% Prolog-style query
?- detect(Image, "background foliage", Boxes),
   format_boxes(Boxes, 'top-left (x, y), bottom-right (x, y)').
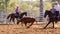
top-left (0, 0), bottom-right (60, 13)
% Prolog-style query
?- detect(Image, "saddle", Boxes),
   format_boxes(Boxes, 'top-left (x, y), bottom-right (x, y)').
top-left (15, 13), bottom-right (19, 17)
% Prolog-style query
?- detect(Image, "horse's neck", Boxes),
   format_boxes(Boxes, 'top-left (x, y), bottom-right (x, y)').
top-left (21, 14), bottom-right (24, 16)
top-left (49, 11), bottom-right (54, 14)
top-left (48, 11), bottom-right (54, 17)
top-left (20, 13), bottom-right (25, 17)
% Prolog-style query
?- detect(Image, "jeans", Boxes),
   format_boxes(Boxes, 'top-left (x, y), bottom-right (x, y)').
top-left (16, 12), bottom-right (19, 17)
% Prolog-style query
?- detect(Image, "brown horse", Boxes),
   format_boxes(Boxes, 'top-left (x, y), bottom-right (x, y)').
top-left (17, 17), bottom-right (36, 28)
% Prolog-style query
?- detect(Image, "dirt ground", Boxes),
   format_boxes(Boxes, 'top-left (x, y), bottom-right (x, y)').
top-left (0, 22), bottom-right (60, 34)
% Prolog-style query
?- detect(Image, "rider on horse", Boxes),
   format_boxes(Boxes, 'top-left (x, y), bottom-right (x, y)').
top-left (53, 1), bottom-right (60, 21)
top-left (51, 6), bottom-right (59, 23)
top-left (15, 6), bottom-right (20, 17)
top-left (44, 1), bottom-right (60, 29)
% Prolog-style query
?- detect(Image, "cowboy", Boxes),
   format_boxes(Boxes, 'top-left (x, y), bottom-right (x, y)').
top-left (53, 1), bottom-right (60, 14)
top-left (49, 2), bottom-right (59, 23)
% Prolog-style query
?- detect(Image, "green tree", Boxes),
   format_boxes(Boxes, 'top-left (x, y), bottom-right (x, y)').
top-left (32, 1), bottom-right (40, 7)
top-left (8, 2), bottom-right (19, 13)
top-left (0, 0), bottom-right (10, 12)
top-left (20, 3), bottom-right (32, 12)
top-left (52, 0), bottom-right (60, 2)
top-left (44, 2), bottom-right (52, 10)
top-left (5, 0), bottom-right (10, 12)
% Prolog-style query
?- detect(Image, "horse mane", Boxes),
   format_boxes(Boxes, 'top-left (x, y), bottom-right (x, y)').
top-left (20, 12), bottom-right (27, 16)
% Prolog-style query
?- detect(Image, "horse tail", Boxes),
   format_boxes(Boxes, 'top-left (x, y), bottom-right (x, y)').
top-left (7, 14), bottom-right (11, 19)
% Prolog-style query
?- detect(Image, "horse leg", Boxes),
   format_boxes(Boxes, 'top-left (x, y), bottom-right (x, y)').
top-left (55, 20), bottom-right (57, 23)
top-left (52, 21), bottom-right (54, 28)
top-left (55, 17), bottom-right (58, 23)
top-left (43, 21), bottom-right (51, 29)
top-left (8, 18), bottom-right (12, 24)
top-left (9, 18), bottom-right (12, 22)
top-left (12, 18), bottom-right (15, 24)
top-left (16, 18), bottom-right (19, 22)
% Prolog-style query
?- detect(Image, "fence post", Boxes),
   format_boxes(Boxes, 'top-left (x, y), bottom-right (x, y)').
top-left (39, 0), bottom-right (44, 22)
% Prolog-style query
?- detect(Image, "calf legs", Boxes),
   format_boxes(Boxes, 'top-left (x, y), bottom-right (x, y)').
top-left (17, 20), bottom-right (20, 24)
top-left (27, 22), bottom-right (34, 28)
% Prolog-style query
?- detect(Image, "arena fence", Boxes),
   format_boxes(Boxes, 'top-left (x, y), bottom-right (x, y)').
top-left (0, 11), bottom-right (48, 24)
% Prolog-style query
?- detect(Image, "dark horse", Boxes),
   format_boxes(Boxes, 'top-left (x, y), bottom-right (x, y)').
top-left (44, 10), bottom-right (59, 29)
top-left (17, 17), bottom-right (36, 28)
top-left (7, 12), bottom-right (27, 23)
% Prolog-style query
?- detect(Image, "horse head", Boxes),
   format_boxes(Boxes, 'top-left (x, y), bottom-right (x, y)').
top-left (44, 10), bottom-right (49, 18)
top-left (19, 12), bottom-right (27, 18)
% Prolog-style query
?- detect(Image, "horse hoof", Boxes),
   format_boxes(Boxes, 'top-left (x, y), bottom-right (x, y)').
top-left (17, 23), bottom-right (19, 25)
top-left (26, 27), bottom-right (30, 29)
top-left (55, 22), bottom-right (58, 23)
top-left (43, 28), bottom-right (46, 29)
top-left (21, 25), bottom-right (23, 26)
top-left (55, 22), bottom-right (57, 23)
top-left (43, 27), bottom-right (46, 29)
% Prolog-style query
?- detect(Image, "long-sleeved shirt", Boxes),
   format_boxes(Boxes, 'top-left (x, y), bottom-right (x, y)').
top-left (53, 4), bottom-right (60, 14)
top-left (15, 7), bottom-right (19, 13)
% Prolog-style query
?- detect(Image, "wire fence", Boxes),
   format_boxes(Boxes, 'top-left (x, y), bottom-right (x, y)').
top-left (0, 11), bottom-right (48, 24)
